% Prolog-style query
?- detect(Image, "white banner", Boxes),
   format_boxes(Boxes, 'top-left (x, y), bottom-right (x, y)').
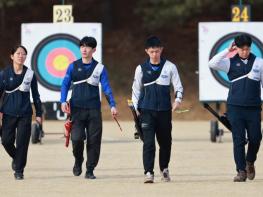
top-left (21, 23), bottom-right (102, 102)
top-left (199, 22), bottom-right (263, 102)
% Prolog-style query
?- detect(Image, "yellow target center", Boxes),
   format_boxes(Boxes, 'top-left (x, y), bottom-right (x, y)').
top-left (53, 55), bottom-right (69, 71)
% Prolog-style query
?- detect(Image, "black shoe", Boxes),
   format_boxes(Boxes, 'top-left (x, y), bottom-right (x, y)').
top-left (12, 160), bottom-right (16, 171)
top-left (246, 161), bottom-right (255, 180)
top-left (233, 170), bottom-right (247, 182)
top-left (73, 158), bottom-right (84, 176)
top-left (85, 171), bottom-right (96, 179)
top-left (14, 172), bottom-right (24, 180)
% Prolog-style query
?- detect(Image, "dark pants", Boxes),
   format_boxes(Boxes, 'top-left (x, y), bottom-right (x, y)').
top-left (1, 114), bottom-right (32, 174)
top-left (227, 105), bottom-right (262, 171)
top-left (140, 110), bottom-right (172, 174)
top-left (71, 107), bottom-right (102, 172)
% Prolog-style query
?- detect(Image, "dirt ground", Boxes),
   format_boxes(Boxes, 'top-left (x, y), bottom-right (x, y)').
top-left (1, 121), bottom-right (263, 197)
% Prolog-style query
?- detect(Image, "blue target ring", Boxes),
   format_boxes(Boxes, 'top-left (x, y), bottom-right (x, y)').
top-left (209, 32), bottom-right (263, 88)
top-left (32, 34), bottom-right (81, 91)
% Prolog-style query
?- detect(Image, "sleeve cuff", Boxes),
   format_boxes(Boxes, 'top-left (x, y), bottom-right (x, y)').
top-left (175, 98), bottom-right (182, 103)
top-left (175, 91), bottom-right (183, 102)
top-left (110, 103), bottom-right (116, 108)
top-left (36, 112), bottom-right (42, 117)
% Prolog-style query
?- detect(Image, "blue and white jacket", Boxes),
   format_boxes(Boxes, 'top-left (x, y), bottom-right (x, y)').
top-left (0, 65), bottom-right (42, 117)
top-left (132, 58), bottom-right (183, 111)
top-left (60, 58), bottom-right (116, 109)
top-left (209, 49), bottom-right (263, 107)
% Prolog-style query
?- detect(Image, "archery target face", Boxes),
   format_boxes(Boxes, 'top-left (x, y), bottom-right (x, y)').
top-left (22, 23), bottom-right (102, 102)
top-left (31, 34), bottom-right (80, 91)
top-left (199, 22), bottom-right (263, 102)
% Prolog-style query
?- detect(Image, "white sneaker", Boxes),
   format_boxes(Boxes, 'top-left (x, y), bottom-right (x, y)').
top-left (161, 168), bottom-right (171, 182)
top-left (144, 172), bottom-right (154, 183)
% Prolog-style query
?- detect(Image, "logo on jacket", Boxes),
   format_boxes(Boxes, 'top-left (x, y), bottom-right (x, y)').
top-left (253, 68), bottom-right (259, 73)
top-left (9, 77), bottom-right (13, 81)
top-left (147, 71), bottom-right (152, 75)
top-left (236, 63), bottom-right (241, 67)
top-left (78, 68), bottom-right (82, 72)
top-left (24, 81), bottom-right (30, 85)
top-left (93, 75), bottom-right (99, 79)
top-left (141, 122), bottom-right (149, 128)
top-left (161, 75), bottom-right (168, 78)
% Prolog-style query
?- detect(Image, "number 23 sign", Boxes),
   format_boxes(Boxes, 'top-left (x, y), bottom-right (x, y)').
top-left (53, 5), bottom-right (74, 23)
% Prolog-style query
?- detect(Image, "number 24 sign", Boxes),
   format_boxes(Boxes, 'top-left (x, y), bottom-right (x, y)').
top-left (53, 5), bottom-right (74, 23)
top-left (231, 4), bottom-right (251, 22)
